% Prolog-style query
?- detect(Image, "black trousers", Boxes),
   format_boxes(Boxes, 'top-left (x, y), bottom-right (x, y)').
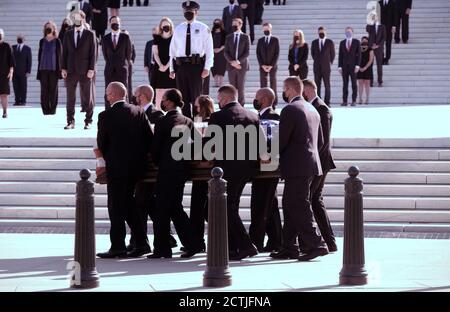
top-left (66, 73), bottom-right (94, 124)
top-left (189, 180), bottom-right (209, 246)
top-left (242, 6), bottom-right (255, 43)
top-left (310, 172), bottom-right (335, 247)
top-left (342, 68), bottom-right (358, 103)
top-left (12, 73), bottom-right (27, 104)
top-left (314, 68), bottom-right (331, 105)
top-left (282, 176), bottom-right (323, 252)
top-left (104, 70), bottom-right (128, 109)
top-left (128, 65), bottom-right (133, 102)
top-left (228, 68), bottom-right (247, 105)
top-left (225, 173), bottom-right (255, 252)
top-left (266, 194), bottom-right (282, 248)
top-left (153, 170), bottom-right (200, 253)
top-left (249, 178), bottom-right (281, 250)
top-left (130, 180), bottom-right (156, 246)
top-left (39, 70), bottom-right (59, 115)
top-left (202, 75), bottom-right (210, 96)
top-left (373, 47), bottom-right (384, 84)
top-left (107, 178), bottom-right (149, 251)
top-left (176, 62), bottom-right (203, 119)
top-left (384, 24), bottom-right (394, 61)
top-left (255, 0), bottom-right (264, 25)
top-left (260, 68), bottom-right (278, 104)
top-left (395, 12), bottom-right (409, 43)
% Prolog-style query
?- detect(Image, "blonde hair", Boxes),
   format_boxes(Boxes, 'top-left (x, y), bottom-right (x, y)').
top-left (158, 17), bottom-right (174, 36)
top-left (43, 20), bottom-right (58, 37)
top-left (290, 29), bottom-right (305, 48)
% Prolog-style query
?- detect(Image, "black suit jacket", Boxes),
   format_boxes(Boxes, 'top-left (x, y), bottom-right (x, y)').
top-left (379, 0), bottom-right (398, 27)
top-left (80, 1), bottom-right (94, 24)
top-left (396, 0), bottom-right (412, 12)
top-left (97, 101), bottom-right (153, 180)
top-left (288, 44), bottom-right (308, 67)
top-left (224, 32), bottom-right (250, 71)
top-left (338, 38), bottom-right (361, 71)
top-left (37, 38), bottom-right (62, 80)
top-left (144, 40), bottom-right (154, 69)
top-left (12, 44), bottom-right (32, 75)
top-left (260, 107), bottom-right (280, 121)
top-left (311, 97), bottom-right (336, 172)
top-left (367, 24), bottom-right (386, 48)
top-left (208, 102), bottom-right (261, 178)
top-left (256, 36), bottom-right (280, 67)
top-left (102, 32), bottom-right (132, 77)
top-left (279, 97), bottom-right (323, 179)
top-left (62, 28), bottom-right (97, 75)
top-left (222, 5), bottom-right (243, 34)
top-left (311, 38), bottom-right (335, 73)
top-left (151, 109), bottom-right (195, 173)
top-left (145, 104), bottom-right (164, 124)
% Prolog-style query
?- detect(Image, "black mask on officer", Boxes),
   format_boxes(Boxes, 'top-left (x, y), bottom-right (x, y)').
top-left (130, 95), bottom-right (138, 106)
top-left (111, 23), bottom-right (120, 31)
top-left (184, 11), bottom-right (194, 22)
top-left (253, 99), bottom-right (261, 111)
top-left (17, 37), bottom-right (24, 44)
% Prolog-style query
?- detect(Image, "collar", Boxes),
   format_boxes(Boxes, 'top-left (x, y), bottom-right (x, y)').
top-left (289, 96), bottom-right (302, 104)
top-left (310, 96), bottom-right (319, 106)
top-left (165, 109), bottom-right (179, 115)
top-left (143, 102), bottom-right (153, 112)
top-left (111, 100), bottom-right (124, 108)
top-left (234, 31), bottom-right (242, 35)
top-left (112, 31), bottom-right (120, 35)
top-left (259, 106), bottom-right (271, 117)
top-left (75, 26), bottom-right (85, 33)
top-left (265, 35), bottom-right (271, 40)
top-left (223, 101), bottom-right (238, 109)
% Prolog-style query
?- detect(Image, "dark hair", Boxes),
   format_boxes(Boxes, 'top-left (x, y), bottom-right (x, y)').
top-left (361, 36), bottom-right (369, 41)
top-left (302, 78), bottom-right (317, 90)
top-left (218, 84), bottom-right (238, 98)
top-left (164, 88), bottom-right (184, 108)
top-left (43, 20), bottom-right (58, 37)
top-left (196, 95), bottom-right (214, 119)
top-left (318, 26), bottom-right (326, 32)
top-left (232, 18), bottom-right (243, 25)
top-left (212, 19), bottom-right (225, 32)
top-left (109, 15), bottom-right (119, 23)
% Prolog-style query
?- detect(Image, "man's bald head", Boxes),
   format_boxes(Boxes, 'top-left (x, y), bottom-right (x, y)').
top-left (135, 84), bottom-right (154, 106)
top-left (255, 87), bottom-right (276, 110)
top-left (106, 82), bottom-right (127, 104)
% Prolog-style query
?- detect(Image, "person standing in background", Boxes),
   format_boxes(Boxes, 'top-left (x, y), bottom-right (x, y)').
top-left (12, 35), bottom-right (32, 106)
top-left (144, 27), bottom-right (158, 87)
top-left (255, 0), bottom-right (265, 25)
top-left (90, 0), bottom-right (109, 43)
top-left (37, 21), bottom-right (62, 115)
top-left (395, 0), bottom-right (412, 44)
top-left (108, 0), bottom-right (121, 17)
top-left (239, 0), bottom-right (256, 45)
top-left (0, 29), bottom-right (15, 119)
top-left (338, 27), bottom-right (361, 106)
top-left (122, 29), bottom-right (135, 99)
top-left (222, 0), bottom-right (243, 35)
top-left (58, 18), bottom-right (72, 45)
top-left (367, 15), bottom-right (386, 87)
top-left (288, 29), bottom-right (309, 81)
top-left (211, 19), bottom-right (227, 88)
top-left (357, 36), bottom-right (374, 104)
top-left (379, 0), bottom-right (397, 65)
top-left (78, 0), bottom-right (94, 25)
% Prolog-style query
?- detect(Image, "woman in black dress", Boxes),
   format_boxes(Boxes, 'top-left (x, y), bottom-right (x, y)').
top-left (91, 0), bottom-right (108, 42)
top-left (107, 0), bottom-right (120, 17)
top-left (357, 36), bottom-right (374, 104)
top-left (152, 17), bottom-right (176, 108)
top-left (211, 19), bottom-right (227, 87)
top-left (0, 29), bottom-right (15, 118)
top-left (37, 21), bottom-right (62, 115)
top-left (288, 29), bottom-right (309, 80)
top-left (58, 18), bottom-right (72, 45)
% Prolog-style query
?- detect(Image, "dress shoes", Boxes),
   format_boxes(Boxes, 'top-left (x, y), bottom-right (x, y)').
top-left (229, 245), bottom-right (258, 261)
top-left (169, 235), bottom-right (178, 248)
top-left (351, 101), bottom-right (356, 106)
top-left (326, 240), bottom-right (338, 253)
top-left (127, 245), bottom-right (152, 258)
top-left (96, 249), bottom-right (128, 259)
top-left (269, 248), bottom-right (299, 259)
top-left (298, 247), bottom-right (329, 261)
top-left (262, 245), bottom-right (280, 252)
top-left (64, 123), bottom-right (75, 130)
top-left (180, 247), bottom-right (205, 258)
top-left (378, 82), bottom-right (383, 87)
top-left (147, 250), bottom-right (172, 259)
top-left (341, 102), bottom-right (348, 106)
top-left (2, 112), bottom-right (7, 118)
top-left (84, 123), bottom-right (91, 130)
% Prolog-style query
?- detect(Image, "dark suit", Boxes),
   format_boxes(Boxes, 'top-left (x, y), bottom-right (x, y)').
top-left (144, 39), bottom-right (154, 84)
top-left (367, 23), bottom-right (386, 84)
top-left (62, 28), bottom-right (97, 124)
top-left (224, 32), bottom-right (250, 105)
top-left (395, 0), bottom-right (412, 43)
top-left (97, 101), bottom-right (152, 251)
top-left (250, 107), bottom-right (282, 251)
top-left (128, 42), bottom-right (136, 100)
top-left (151, 110), bottom-right (201, 254)
top-left (257, 36), bottom-right (280, 104)
top-left (102, 32), bottom-right (132, 108)
top-left (79, 1), bottom-right (94, 24)
top-left (309, 97), bottom-right (336, 249)
top-left (279, 97), bottom-right (324, 252)
top-left (12, 44), bottom-right (31, 105)
top-left (288, 44), bottom-right (309, 80)
top-left (379, 0), bottom-right (398, 61)
top-left (222, 4), bottom-right (243, 34)
top-left (311, 38), bottom-right (335, 105)
top-left (240, 0), bottom-right (256, 43)
top-left (255, 0), bottom-right (265, 25)
top-left (338, 38), bottom-right (361, 103)
top-left (208, 102), bottom-right (261, 253)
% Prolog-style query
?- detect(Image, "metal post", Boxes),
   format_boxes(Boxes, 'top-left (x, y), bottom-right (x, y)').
top-left (72, 169), bottom-right (100, 288)
top-left (339, 166), bottom-right (368, 285)
top-left (203, 167), bottom-right (232, 287)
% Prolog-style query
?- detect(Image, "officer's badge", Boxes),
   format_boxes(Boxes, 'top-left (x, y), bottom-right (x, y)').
top-left (195, 29), bottom-right (200, 34)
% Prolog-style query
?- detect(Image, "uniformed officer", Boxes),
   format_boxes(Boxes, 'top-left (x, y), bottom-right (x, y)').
top-left (169, 1), bottom-right (214, 119)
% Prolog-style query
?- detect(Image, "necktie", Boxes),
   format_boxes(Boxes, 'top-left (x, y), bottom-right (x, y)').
top-left (384, 0), bottom-right (388, 6)
top-left (234, 34), bottom-right (239, 60)
top-left (320, 39), bottom-right (324, 51)
top-left (113, 34), bottom-right (117, 49)
top-left (76, 31), bottom-right (81, 48)
top-left (266, 37), bottom-right (269, 45)
top-left (347, 39), bottom-right (351, 51)
top-left (229, 5), bottom-right (233, 15)
top-left (185, 23), bottom-right (191, 57)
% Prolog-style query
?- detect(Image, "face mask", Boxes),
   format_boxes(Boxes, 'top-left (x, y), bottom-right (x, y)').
top-left (162, 25), bottom-right (170, 33)
top-left (45, 28), bottom-right (52, 35)
top-left (74, 20), bottom-right (82, 28)
top-left (184, 11), bottom-right (194, 21)
top-left (232, 25), bottom-right (239, 32)
top-left (229, 0), bottom-right (235, 4)
top-left (345, 31), bottom-right (353, 39)
top-left (161, 100), bottom-right (168, 112)
top-left (294, 36), bottom-right (300, 41)
top-left (319, 32), bottom-right (325, 39)
top-left (362, 42), bottom-right (368, 46)
top-left (111, 23), bottom-right (120, 31)
top-left (264, 30), bottom-right (270, 36)
top-left (282, 91), bottom-right (289, 103)
top-left (253, 99), bottom-right (261, 111)
top-left (131, 95), bottom-right (138, 106)
top-left (17, 38), bottom-right (24, 44)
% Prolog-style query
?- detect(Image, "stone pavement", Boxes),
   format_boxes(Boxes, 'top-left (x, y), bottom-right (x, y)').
top-left (0, 234), bottom-right (449, 292)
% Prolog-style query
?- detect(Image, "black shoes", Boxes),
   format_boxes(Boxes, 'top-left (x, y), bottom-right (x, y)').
top-left (341, 102), bottom-right (348, 106)
top-left (326, 240), bottom-right (338, 253)
top-left (180, 247), bottom-right (205, 258)
top-left (64, 122), bottom-right (75, 130)
top-left (97, 249), bottom-right (128, 259)
top-left (261, 245), bottom-right (280, 252)
top-left (127, 245), bottom-right (151, 258)
top-left (270, 248), bottom-right (299, 259)
top-left (229, 245), bottom-right (258, 261)
top-left (298, 247), bottom-right (329, 261)
top-left (2, 111), bottom-right (7, 118)
top-left (147, 250), bottom-right (172, 259)
top-left (169, 235), bottom-right (178, 248)
top-left (84, 123), bottom-right (91, 130)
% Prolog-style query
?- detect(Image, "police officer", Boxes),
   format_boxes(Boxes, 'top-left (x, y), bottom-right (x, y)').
top-left (169, 1), bottom-right (214, 119)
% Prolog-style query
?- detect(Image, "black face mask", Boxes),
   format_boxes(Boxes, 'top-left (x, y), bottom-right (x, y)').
top-left (130, 95), bottom-right (138, 106)
top-left (232, 25), bottom-right (239, 32)
top-left (184, 11), bottom-right (194, 21)
top-left (162, 25), bottom-right (170, 33)
top-left (45, 28), bottom-right (52, 35)
top-left (253, 99), bottom-right (261, 111)
top-left (74, 20), bottom-right (82, 28)
top-left (319, 33), bottom-right (325, 39)
top-left (17, 38), bottom-right (24, 44)
top-left (264, 30), bottom-right (270, 36)
top-left (111, 23), bottom-right (120, 31)
top-left (294, 36), bottom-right (300, 41)
top-left (229, 0), bottom-right (235, 4)
top-left (282, 91), bottom-right (289, 103)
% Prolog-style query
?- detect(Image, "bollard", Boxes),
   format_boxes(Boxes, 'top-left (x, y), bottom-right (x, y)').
top-left (72, 169), bottom-right (100, 288)
top-left (339, 166), bottom-right (368, 285)
top-left (203, 167), bottom-right (232, 287)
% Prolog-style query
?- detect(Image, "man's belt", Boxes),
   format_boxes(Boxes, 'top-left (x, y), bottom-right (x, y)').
top-left (175, 54), bottom-right (205, 65)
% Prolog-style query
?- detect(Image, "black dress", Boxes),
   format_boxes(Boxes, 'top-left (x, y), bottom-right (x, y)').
top-left (288, 43), bottom-right (309, 80)
top-left (107, 0), bottom-right (120, 8)
top-left (211, 31), bottom-right (226, 76)
top-left (0, 42), bottom-right (14, 95)
top-left (151, 35), bottom-right (176, 89)
top-left (357, 47), bottom-right (373, 80)
top-left (91, 0), bottom-right (108, 38)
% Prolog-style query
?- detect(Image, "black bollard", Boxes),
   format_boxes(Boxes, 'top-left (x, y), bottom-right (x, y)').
top-left (339, 166), bottom-right (368, 285)
top-left (203, 167), bottom-right (232, 287)
top-left (72, 169), bottom-right (100, 289)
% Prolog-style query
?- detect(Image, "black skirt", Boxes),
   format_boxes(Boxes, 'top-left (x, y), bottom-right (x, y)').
top-left (0, 78), bottom-right (10, 95)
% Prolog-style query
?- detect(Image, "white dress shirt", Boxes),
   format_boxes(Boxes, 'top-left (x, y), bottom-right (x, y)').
top-left (110, 99), bottom-right (124, 108)
top-left (169, 20), bottom-right (214, 72)
top-left (233, 31), bottom-right (243, 61)
top-left (111, 31), bottom-right (120, 45)
top-left (319, 37), bottom-right (326, 51)
top-left (74, 26), bottom-right (85, 47)
top-left (259, 106), bottom-right (271, 118)
top-left (143, 102), bottom-right (153, 112)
